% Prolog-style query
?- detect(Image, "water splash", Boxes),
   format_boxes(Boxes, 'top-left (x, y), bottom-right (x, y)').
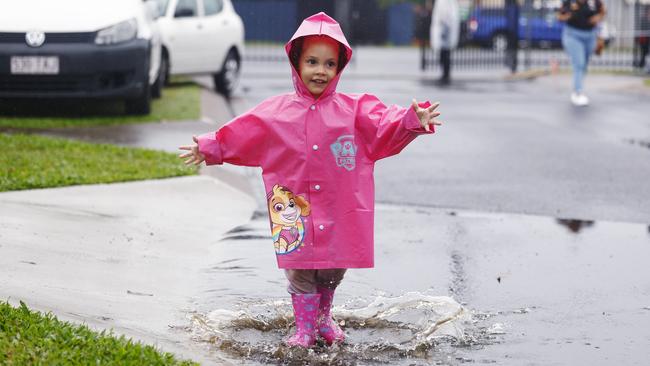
top-left (186, 293), bottom-right (497, 365)
top-left (334, 292), bottom-right (468, 342)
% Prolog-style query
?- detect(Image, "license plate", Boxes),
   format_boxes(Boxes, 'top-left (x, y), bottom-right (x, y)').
top-left (10, 56), bottom-right (59, 75)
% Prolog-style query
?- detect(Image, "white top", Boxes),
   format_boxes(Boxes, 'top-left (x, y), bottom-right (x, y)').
top-left (430, 0), bottom-right (460, 53)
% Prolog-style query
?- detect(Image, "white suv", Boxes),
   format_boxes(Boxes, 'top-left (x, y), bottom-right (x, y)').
top-left (154, 0), bottom-right (244, 96)
top-left (0, 0), bottom-right (164, 115)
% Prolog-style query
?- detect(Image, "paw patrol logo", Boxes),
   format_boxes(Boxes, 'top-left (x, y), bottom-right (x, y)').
top-left (330, 135), bottom-right (357, 171)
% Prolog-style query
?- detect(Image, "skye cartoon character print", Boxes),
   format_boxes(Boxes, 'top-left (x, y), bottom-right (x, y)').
top-left (267, 184), bottom-right (311, 254)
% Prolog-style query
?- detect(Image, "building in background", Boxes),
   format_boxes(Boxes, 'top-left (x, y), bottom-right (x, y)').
top-left (232, 0), bottom-right (414, 45)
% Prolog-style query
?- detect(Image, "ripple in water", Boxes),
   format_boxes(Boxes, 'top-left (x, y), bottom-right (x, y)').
top-left (187, 292), bottom-right (503, 365)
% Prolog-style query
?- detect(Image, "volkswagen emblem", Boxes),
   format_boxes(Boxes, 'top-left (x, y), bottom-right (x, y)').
top-left (25, 31), bottom-right (45, 47)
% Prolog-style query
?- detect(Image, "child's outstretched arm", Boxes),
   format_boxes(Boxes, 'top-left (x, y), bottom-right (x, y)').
top-left (178, 105), bottom-right (270, 168)
top-left (356, 94), bottom-right (442, 161)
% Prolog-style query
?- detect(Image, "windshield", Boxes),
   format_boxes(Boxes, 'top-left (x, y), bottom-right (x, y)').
top-left (153, 0), bottom-right (170, 16)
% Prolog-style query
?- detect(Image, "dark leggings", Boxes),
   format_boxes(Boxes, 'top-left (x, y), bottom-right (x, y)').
top-left (440, 49), bottom-right (451, 81)
top-left (284, 269), bottom-right (347, 294)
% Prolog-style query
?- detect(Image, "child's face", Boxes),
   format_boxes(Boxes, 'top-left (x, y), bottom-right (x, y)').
top-left (298, 37), bottom-right (339, 99)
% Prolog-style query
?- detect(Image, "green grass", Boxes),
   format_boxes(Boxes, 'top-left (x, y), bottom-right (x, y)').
top-left (0, 133), bottom-right (197, 192)
top-left (0, 301), bottom-right (198, 366)
top-left (645, 79), bottom-right (650, 88)
top-left (0, 83), bottom-right (200, 129)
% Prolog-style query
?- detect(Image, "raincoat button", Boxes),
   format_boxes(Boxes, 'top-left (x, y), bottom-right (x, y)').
top-left (319, 224), bottom-right (324, 230)
top-left (310, 105), bottom-right (316, 110)
top-left (314, 184), bottom-right (321, 191)
top-left (312, 145), bottom-right (319, 151)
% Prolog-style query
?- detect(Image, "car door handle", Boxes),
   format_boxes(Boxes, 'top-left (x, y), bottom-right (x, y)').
top-left (197, 23), bottom-right (203, 29)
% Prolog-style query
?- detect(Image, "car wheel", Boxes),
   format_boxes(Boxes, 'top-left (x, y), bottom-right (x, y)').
top-left (151, 53), bottom-right (167, 99)
top-left (491, 33), bottom-right (509, 52)
top-left (213, 50), bottom-right (240, 97)
top-left (125, 81), bottom-right (151, 115)
top-left (162, 51), bottom-right (171, 86)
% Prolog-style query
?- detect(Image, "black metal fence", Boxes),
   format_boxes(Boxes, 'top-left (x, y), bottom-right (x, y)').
top-left (421, 0), bottom-right (650, 73)
top-left (233, 0), bottom-right (650, 73)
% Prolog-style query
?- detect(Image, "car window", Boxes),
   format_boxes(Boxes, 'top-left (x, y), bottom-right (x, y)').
top-left (203, 0), bottom-right (223, 16)
top-left (153, 0), bottom-right (170, 17)
top-left (174, 0), bottom-right (198, 18)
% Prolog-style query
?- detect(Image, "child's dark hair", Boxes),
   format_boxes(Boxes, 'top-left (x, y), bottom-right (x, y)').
top-left (289, 36), bottom-right (349, 73)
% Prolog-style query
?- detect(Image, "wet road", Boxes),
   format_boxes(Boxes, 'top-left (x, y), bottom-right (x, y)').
top-left (239, 64), bottom-right (650, 224)
top-left (192, 206), bottom-right (650, 365)
top-left (195, 67), bottom-right (650, 365)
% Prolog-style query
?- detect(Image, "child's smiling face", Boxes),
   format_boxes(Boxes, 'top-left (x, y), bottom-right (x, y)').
top-left (298, 36), bottom-right (340, 99)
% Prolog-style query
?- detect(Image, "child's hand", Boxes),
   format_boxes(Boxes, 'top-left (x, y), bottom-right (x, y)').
top-left (178, 135), bottom-right (206, 165)
top-left (412, 99), bottom-right (442, 132)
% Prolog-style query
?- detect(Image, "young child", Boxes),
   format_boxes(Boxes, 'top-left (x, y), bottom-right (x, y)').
top-left (179, 12), bottom-right (442, 348)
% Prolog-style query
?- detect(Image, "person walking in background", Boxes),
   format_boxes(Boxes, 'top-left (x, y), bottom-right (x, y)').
top-left (633, 4), bottom-right (650, 71)
top-left (179, 12), bottom-right (443, 348)
top-left (430, 0), bottom-right (459, 85)
top-left (557, 0), bottom-right (606, 107)
top-left (414, 0), bottom-right (434, 70)
top-left (414, 0), bottom-right (433, 48)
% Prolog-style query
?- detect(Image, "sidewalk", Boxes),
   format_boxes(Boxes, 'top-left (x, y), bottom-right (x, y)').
top-left (0, 176), bottom-right (256, 365)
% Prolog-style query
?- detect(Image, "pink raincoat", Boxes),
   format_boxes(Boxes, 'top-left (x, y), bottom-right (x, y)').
top-left (197, 12), bottom-right (434, 269)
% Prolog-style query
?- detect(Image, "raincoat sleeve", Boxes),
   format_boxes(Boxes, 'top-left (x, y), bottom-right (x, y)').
top-left (355, 94), bottom-right (434, 161)
top-left (196, 109), bottom-right (268, 167)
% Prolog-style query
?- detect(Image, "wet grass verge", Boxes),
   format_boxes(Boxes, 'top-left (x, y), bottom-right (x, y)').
top-left (0, 301), bottom-right (197, 365)
top-left (0, 133), bottom-right (197, 192)
top-left (0, 82), bottom-right (200, 129)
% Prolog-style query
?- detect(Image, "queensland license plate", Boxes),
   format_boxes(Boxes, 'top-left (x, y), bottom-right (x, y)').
top-left (10, 56), bottom-right (60, 74)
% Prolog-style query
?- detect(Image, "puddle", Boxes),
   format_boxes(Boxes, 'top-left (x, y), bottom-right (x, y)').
top-left (187, 292), bottom-right (501, 365)
top-left (195, 204), bottom-right (650, 365)
top-left (118, 195), bottom-right (650, 364)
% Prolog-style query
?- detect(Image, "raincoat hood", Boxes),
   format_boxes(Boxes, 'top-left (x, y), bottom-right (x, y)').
top-left (285, 12), bottom-right (353, 100)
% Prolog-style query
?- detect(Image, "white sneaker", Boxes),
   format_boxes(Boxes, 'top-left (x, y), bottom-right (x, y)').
top-left (570, 92), bottom-right (589, 106)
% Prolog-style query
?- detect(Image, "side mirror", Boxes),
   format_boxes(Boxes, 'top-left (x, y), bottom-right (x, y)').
top-left (174, 7), bottom-right (195, 18)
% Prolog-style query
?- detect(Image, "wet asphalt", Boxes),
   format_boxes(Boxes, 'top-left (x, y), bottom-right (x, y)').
top-left (201, 205), bottom-right (650, 365)
top-left (2, 46), bottom-right (649, 365)
top-left (231, 56), bottom-right (650, 364)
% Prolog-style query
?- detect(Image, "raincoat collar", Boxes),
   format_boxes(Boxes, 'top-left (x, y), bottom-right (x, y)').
top-left (285, 12), bottom-right (353, 101)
